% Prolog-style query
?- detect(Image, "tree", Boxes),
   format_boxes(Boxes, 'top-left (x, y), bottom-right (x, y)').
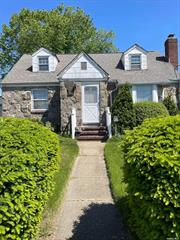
top-left (163, 94), bottom-right (178, 115)
top-left (111, 83), bottom-right (135, 134)
top-left (0, 4), bottom-right (118, 73)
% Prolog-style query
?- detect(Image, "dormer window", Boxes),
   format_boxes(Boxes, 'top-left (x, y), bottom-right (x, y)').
top-left (39, 56), bottom-right (49, 71)
top-left (130, 55), bottom-right (141, 70)
top-left (81, 62), bottom-right (87, 70)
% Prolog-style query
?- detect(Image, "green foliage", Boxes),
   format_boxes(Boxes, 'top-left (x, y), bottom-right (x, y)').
top-left (123, 115), bottom-right (180, 240)
top-left (0, 4), bottom-right (117, 72)
top-left (163, 95), bottom-right (178, 116)
top-left (111, 83), bottom-right (135, 134)
top-left (104, 137), bottom-right (134, 239)
top-left (0, 117), bottom-right (61, 239)
top-left (134, 101), bottom-right (169, 126)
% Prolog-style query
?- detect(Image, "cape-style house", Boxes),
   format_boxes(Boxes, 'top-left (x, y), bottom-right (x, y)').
top-left (2, 34), bottom-right (179, 139)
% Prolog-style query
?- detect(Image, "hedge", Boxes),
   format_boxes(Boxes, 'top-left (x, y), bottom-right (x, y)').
top-left (163, 95), bottom-right (178, 116)
top-left (134, 101), bottom-right (169, 125)
top-left (123, 115), bottom-right (180, 239)
top-left (111, 83), bottom-right (135, 134)
top-left (0, 117), bottom-right (60, 239)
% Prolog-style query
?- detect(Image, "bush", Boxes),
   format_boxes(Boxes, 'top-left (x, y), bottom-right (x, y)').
top-left (111, 83), bottom-right (135, 134)
top-left (0, 117), bottom-right (60, 239)
top-left (163, 95), bottom-right (178, 116)
top-left (123, 115), bottom-right (180, 240)
top-left (134, 101), bottom-right (169, 125)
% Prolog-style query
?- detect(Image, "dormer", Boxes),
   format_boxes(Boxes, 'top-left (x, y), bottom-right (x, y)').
top-left (32, 48), bottom-right (58, 72)
top-left (122, 44), bottom-right (148, 70)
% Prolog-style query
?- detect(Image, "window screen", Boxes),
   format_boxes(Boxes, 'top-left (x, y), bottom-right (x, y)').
top-left (130, 55), bottom-right (141, 70)
top-left (39, 57), bottom-right (49, 71)
top-left (136, 85), bottom-right (152, 102)
top-left (84, 86), bottom-right (98, 104)
top-left (32, 89), bottom-right (48, 110)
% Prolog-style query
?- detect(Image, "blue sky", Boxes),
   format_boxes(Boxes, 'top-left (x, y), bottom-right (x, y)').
top-left (0, 0), bottom-right (180, 55)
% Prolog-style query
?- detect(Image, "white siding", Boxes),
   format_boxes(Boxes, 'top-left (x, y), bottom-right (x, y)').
top-left (132, 85), bottom-right (137, 103)
top-left (152, 84), bottom-right (158, 102)
top-left (32, 49), bottom-right (58, 72)
top-left (62, 55), bottom-right (104, 79)
top-left (123, 47), bottom-right (147, 70)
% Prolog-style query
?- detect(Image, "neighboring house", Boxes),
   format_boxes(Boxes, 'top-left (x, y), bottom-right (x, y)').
top-left (2, 34), bottom-right (179, 139)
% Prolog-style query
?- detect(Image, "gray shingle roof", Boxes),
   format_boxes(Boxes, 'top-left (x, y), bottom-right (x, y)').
top-left (3, 51), bottom-right (179, 85)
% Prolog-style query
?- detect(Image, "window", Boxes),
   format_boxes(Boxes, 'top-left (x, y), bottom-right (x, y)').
top-left (84, 86), bottom-right (98, 103)
top-left (32, 89), bottom-right (48, 110)
top-left (81, 62), bottom-right (87, 70)
top-left (39, 57), bottom-right (49, 71)
top-left (136, 85), bottom-right (152, 102)
top-left (130, 55), bottom-right (141, 70)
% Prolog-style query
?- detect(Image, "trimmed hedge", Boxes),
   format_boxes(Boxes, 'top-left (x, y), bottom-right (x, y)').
top-left (163, 95), bottom-right (178, 116)
top-left (0, 117), bottom-right (60, 239)
top-left (123, 115), bottom-right (180, 239)
top-left (134, 101), bottom-right (169, 125)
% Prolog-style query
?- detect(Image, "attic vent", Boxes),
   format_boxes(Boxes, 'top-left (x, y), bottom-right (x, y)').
top-left (81, 62), bottom-right (87, 70)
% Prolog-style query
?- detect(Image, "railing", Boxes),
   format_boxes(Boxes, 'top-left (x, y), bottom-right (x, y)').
top-left (106, 107), bottom-right (112, 138)
top-left (71, 107), bottom-right (76, 139)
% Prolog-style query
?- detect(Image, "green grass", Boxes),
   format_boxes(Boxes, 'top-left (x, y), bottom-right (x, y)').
top-left (104, 137), bottom-right (136, 240)
top-left (39, 136), bottom-right (79, 238)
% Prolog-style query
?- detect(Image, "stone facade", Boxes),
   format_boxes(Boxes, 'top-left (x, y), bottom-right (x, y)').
top-left (162, 85), bottom-right (178, 104)
top-left (2, 86), bottom-right (60, 130)
top-left (100, 81), bottom-right (108, 125)
top-left (60, 81), bottom-right (81, 133)
top-left (60, 81), bottom-right (108, 132)
top-left (2, 81), bottom-right (109, 133)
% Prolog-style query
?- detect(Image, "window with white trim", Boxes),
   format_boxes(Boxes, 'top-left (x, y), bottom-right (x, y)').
top-left (130, 55), bottom-right (141, 70)
top-left (38, 56), bottom-right (49, 71)
top-left (32, 89), bottom-right (48, 110)
top-left (136, 85), bottom-right (152, 102)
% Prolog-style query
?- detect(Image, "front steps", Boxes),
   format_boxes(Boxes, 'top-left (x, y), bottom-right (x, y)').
top-left (75, 125), bottom-right (108, 141)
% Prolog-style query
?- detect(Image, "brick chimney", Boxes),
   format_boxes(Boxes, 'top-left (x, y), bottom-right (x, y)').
top-left (165, 34), bottom-right (178, 69)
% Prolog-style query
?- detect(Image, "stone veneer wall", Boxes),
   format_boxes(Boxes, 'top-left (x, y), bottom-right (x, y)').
top-left (2, 86), bottom-right (60, 130)
top-left (2, 81), bottom-right (109, 133)
top-left (100, 81), bottom-right (108, 125)
top-left (60, 81), bottom-right (108, 131)
top-left (60, 81), bottom-right (81, 132)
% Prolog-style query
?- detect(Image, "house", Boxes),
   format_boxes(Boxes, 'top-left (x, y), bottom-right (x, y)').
top-left (2, 34), bottom-right (179, 139)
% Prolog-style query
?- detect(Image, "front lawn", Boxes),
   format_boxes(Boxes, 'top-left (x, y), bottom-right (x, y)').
top-left (104, 137), bottom-right (135, 240)
top-left (39, 136), bottom-right (79, 238)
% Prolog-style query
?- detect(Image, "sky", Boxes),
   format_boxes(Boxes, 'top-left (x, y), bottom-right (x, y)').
top-left (0, 0), bottom-right (180, 54)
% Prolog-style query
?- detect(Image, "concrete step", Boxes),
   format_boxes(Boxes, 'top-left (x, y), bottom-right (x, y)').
top-left (81, 126), bottom-right (107, 131)
top-left (79, 130), bottom-right (107, 136)
top-left (76, 135), bottom-right (108, 141)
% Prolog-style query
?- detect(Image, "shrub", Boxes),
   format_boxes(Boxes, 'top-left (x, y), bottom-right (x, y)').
top-left (0, 117), bottom-right (60, 239)
top-left (134, 101), bottom-right (169, 125)
top-left (123, 115), bottom-right (180, 240)
top-left (111, 83), bottom-right (135, 134)
top-left (163, 95), bottom-right (178, 116)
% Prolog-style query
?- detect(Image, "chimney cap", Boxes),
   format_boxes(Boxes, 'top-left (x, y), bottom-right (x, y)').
top-left (168, 34), bottom-right (175, 38)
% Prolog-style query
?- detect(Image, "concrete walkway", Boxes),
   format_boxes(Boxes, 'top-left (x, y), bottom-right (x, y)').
top-left (53, 141), bottom-right (124, 240)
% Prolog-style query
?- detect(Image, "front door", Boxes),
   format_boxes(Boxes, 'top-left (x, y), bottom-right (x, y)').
top-left (82, 84), bottom-right (99, 124)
